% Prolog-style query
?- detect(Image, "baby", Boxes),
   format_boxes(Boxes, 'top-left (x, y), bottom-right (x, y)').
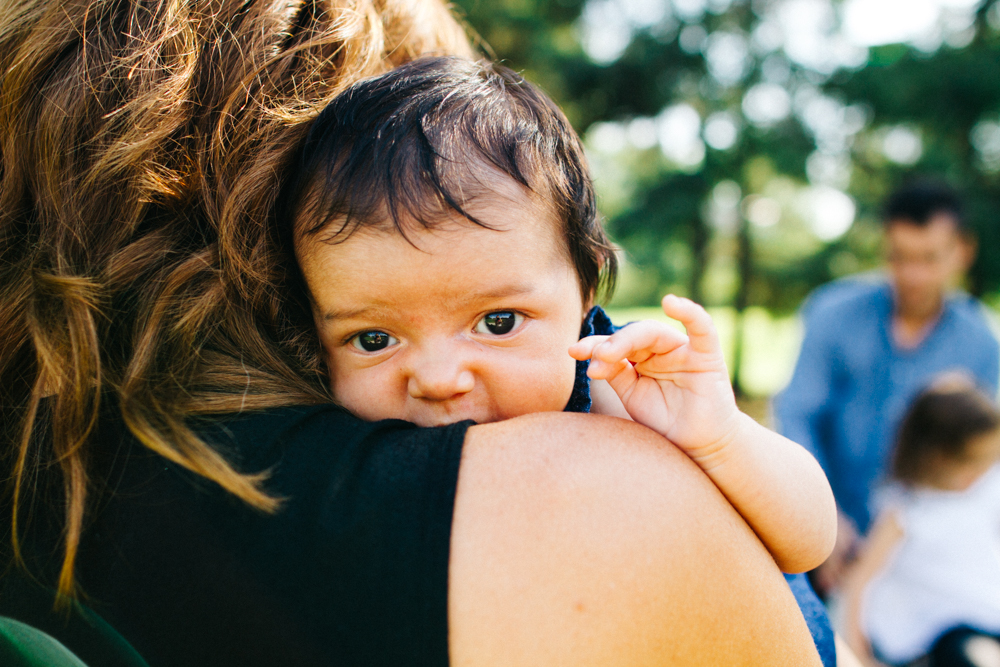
top-left (284, 56), bottom-right (836, 576)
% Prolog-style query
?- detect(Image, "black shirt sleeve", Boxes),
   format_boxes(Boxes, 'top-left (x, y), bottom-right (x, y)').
top-left (1, 405), bottom-right (472, 667)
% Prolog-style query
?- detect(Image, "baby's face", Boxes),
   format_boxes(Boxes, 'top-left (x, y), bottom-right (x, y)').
top-left (295, 183), bottom-right (586, 427)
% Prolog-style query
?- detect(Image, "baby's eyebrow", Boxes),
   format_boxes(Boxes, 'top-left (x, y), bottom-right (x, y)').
top-left (468, 284), bottom-right (536, 301)
top-left (323, 284), bottom-right (538, 322)
top-left (323, 305), bottom-right (386, 321)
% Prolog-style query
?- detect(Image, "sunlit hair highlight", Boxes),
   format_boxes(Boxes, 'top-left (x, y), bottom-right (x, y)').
top-left (0, 0), bottom-right (473, 604)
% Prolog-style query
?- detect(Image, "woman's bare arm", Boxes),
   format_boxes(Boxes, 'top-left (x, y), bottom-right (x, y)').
top-left (449, 412), bottom-right (823, 667)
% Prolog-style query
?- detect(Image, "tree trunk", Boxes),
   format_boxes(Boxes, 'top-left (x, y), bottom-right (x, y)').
top-left (731, 215), bottom-right (752, 399)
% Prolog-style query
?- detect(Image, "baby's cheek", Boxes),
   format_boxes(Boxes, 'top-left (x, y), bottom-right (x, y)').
top-left (331, 374), bottom-right (399, 421)
top-left (326, 352), bottom-right (395, 421)
top-left (499, 353), bottom-right (578, 417)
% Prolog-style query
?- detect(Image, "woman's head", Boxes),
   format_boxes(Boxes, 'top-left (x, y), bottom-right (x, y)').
top-left (893, 376), bottom-right (1000, 491)
top-left (0, 0), bottom-right (472, 601)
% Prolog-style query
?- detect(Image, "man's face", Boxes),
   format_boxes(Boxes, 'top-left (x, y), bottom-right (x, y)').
top-left (885, 214), bottom-right (971, 320)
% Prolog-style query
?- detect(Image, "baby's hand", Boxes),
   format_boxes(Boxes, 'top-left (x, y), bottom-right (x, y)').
top-left (573, 296), bottom-right (838, 573)
top-left (569, 295), bottom-right (740, 461)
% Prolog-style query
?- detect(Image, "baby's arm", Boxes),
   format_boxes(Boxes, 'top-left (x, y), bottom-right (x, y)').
top-left (569, 295), bottom-right (836, 573)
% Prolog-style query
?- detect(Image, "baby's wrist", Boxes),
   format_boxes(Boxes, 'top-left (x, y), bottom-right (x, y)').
top-left (686, 410), bottom-right (752, 472)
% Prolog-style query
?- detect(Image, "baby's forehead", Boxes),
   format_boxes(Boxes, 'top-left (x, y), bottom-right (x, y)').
top-left (297, 190), bottom-right (585, 317)
top-left (450, 165), bottom-right (559, 220)
top-left (402, 181), bottom-right (568, 250)
top-left (305, 161), bottom-right (568, 246)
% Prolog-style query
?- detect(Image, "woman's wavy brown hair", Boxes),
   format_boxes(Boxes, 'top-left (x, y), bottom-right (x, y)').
top-left (0, 0), bottom-right (473, 604)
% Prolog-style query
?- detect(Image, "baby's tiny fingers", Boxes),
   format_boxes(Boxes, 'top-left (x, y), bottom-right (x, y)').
top-left (660, 294), bottom-right (721, 356)
top-left (568, 335), bottom-right (610, 361)
top-left (587, 356), bottom-right (637, 388)
top-left (590, 320), bottom-right (687, 364)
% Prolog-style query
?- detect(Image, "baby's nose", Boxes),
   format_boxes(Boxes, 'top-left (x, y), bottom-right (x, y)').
top-left (407, 348), bottom-right (475, 401)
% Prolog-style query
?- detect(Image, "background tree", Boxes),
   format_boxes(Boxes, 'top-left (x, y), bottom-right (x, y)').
top-left (453, 0), bottom-right (1000, 394)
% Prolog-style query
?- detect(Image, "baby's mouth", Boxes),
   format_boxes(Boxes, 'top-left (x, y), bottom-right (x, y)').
top-left (407, 403), bottom-right (496, 428)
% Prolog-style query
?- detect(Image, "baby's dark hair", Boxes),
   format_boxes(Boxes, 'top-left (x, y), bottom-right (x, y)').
top-left (893, 377), bottom-right (1000, 486)
top-left (281, 56), bottom-right (617, 301)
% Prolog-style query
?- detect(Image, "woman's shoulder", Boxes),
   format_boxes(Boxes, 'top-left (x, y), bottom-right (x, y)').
top-left (449, 412), bottom-right (823, 666)
top-left (196, 404), bottom-right (467, 478)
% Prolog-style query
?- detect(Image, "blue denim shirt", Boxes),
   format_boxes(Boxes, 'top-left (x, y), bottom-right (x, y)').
top-left (568, 306), bottom-right (836, 667)
top-left (773, 279), bottom-right (1000, 533)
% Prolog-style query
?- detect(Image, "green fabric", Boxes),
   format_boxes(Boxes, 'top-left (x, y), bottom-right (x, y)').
top-left (0, 577), bottom-right (149, 667)
top-left (74, 605), bottom-right (150, 667)
top-left (0, 616), bottom-right (89, 667)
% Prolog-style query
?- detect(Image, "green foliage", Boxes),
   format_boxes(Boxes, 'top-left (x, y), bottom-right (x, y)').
top-left (452, 0), bottom-right (1000, 389)
top-left (827, 7), bottom-right (1000, 295)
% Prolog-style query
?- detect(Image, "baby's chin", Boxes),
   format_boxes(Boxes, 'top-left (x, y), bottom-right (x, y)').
top-left (357, 403), bottom-right (563, 428)
top-left (400, 407), bottom-right (522, 428)
top-left (339, 385), bottom-right (576, 428)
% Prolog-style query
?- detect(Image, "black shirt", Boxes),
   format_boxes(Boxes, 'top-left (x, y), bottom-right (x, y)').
top-left (0, 406), bottom-right (471, 667)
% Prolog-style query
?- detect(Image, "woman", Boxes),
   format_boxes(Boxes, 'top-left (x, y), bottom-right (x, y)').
top-left (0, 1), bottom-right (824, 664)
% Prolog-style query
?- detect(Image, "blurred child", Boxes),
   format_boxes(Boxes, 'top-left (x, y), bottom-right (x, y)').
top-left (843, 377), bottom-right (1000, 667)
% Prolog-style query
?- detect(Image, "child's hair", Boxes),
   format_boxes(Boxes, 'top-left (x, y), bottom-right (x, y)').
top-left (280, 56), bottom-right (618, 301)
top-left (893, 377), bottom-right (1000, 485)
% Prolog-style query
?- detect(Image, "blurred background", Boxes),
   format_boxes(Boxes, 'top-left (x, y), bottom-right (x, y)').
top-left (452, 0), bottom-right (1000, 406)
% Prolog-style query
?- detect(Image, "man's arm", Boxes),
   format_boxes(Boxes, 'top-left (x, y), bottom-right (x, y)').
top-left (775, 298), bottom-right (861, 594)
top-left (773, 300), bottom-right (840, 472)
top-left (974, 313), bottom-right (1000, 397)
top-left (449, 412), bottom-right (822, 667)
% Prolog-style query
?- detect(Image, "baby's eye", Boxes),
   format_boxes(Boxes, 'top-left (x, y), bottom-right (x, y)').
top-left (350, 331), bottom-right (398, 352)
top-left (475, 311), bottom-right (524, 336)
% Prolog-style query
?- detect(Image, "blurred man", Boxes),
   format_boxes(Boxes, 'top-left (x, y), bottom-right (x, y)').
top-left (774, 179), bottom-right (999, 596)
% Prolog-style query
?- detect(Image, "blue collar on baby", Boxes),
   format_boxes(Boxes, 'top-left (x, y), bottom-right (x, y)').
top-left (563, 305), bottom-right (616, 414)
